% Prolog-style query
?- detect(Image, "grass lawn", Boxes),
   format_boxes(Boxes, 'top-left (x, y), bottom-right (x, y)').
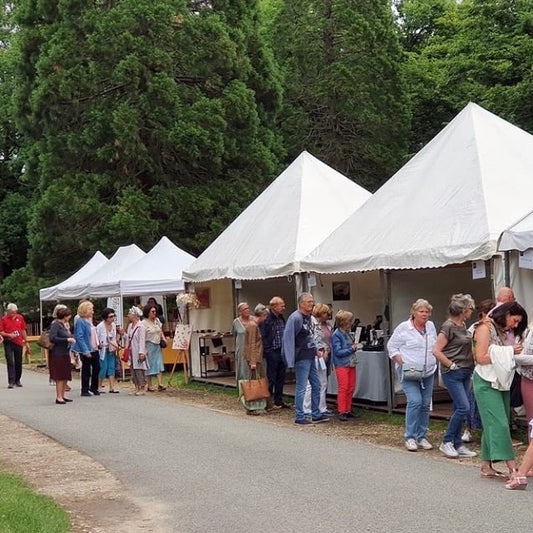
top-left (0, 471), bottom-right (70, 532)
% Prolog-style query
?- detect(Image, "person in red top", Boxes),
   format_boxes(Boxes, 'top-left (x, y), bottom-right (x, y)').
top-left (0, 303), bottom-right (29, 388)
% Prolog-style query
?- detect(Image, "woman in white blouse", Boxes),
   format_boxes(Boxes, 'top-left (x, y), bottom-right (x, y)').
top-left (142, 303), bottom-right (167, 391)
top-left (125, 307), bottom-right (147, 395)
top-left (388, 299), bottom-right (437, 452)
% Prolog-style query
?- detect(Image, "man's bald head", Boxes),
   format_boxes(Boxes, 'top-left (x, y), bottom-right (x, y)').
top-left (496, 287), bottom-right (515, 304)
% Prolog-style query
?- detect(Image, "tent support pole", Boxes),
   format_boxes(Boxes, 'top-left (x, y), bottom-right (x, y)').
top-left (380, 269), bottom-right (394, 415)
top-left (504, 252), bottom-right (511, 287)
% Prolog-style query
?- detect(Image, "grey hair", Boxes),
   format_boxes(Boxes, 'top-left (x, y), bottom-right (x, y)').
top-left (448, 293), bottom-right (475, 317)
top-left (6, 303), bottom-right (18, 312)
top-left (410, 298), bottom-right (433, 317)
top-left (297, 292), bottom-right (313, 304)
top-left (254, 303), bottom-right (268, 317)
top-left (52, 304), bottom-right (68, 318)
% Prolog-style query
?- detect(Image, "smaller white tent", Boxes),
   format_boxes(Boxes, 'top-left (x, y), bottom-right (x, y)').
top-left (184, 151), bottom-right (371, 281)
top-left (40, 251), bottom-right (109, 301)
top-left (90, 236), bottom-right (196, 297)
top-left (499, 210), bottom-right (533, 252)
top-left (65, 244), bottom-right (146, 299)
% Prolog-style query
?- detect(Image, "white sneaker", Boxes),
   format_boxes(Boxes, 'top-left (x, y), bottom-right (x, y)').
top-left (456, 445), bottom-right (477, 457)
top-left (417, 438), bottom-right (433, 450)
top-left (405, 438), bottom-right (418, 452)
top-left (461, 430), bottom-right (472, 443)
top-left (439, 441), bottom-right (459, 458)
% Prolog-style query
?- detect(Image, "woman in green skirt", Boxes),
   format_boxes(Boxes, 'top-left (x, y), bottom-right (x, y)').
top-left (473, 301), bottom-right (528, 478)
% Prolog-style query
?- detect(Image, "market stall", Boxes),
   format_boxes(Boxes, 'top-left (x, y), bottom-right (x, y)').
top-left (184, 151), bottom-right (372, 379)
top-left (301, 102), bottom-right (533, 409)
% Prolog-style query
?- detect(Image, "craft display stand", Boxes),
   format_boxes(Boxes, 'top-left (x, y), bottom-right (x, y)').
top-left (198, 333), bottom-right (235, 378)
top-left (167, 349), bottom-right (189, 385)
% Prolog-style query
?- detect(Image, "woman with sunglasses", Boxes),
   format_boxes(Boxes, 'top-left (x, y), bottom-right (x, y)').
top-left (142, 304), bottom-right (167, 391)
top-left (96, 308), bottom-right (120, 393)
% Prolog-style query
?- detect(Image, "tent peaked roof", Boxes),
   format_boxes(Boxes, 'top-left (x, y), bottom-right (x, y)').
top-left (40, 251), bottom-right (109, 301)
top-left (89, 236), bottom-right (196, 297)
top-left (184, 151), bottom-right (371, 281)
top-left (61, 244), bottom-right (146, 299)
top-left (302, 102), bottom-right (533, 273)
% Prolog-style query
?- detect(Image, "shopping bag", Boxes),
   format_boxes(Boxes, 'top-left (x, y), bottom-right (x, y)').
top-left (240, 371), bottom-right (270, 402)
top-left (37, 330), bottom-right (54, 350)
top-left (238, 380), bottom-right (267, 411)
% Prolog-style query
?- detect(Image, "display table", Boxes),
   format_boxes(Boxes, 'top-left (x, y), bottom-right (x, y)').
top-left (198, 333), bottom-right (235, 378)
top-left (327, 350), bottom-right (390, 403)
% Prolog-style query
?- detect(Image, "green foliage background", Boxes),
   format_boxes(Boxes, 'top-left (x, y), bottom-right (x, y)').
top-left (1, 0), bottom-right (533, 313)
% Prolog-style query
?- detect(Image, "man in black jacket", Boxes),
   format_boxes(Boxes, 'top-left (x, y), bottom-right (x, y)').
top-left (260, 296), bottom-right (289, 409)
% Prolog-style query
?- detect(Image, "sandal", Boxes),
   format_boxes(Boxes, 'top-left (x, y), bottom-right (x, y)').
top-left (505, 473), bottom-right (528, 491)
top-left (146, 387), bottom-right (155, 392)
top-left (480, 466), bottom-right (508, 479)
top-left (158, 385), bottom-right (166, 391)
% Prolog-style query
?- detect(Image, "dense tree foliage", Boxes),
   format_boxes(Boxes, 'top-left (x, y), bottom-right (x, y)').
top-left (10, 0), bottom-right (283, 282)
top-left (398, 0), bottom-right (533, 150)
top-left (270, 0), bottom-right (410, 190)
top-left (0, 5), bottom-right (29, 282)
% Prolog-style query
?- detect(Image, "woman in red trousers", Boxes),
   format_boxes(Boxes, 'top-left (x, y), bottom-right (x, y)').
top-left (332, 310), bottom-right (357, 421)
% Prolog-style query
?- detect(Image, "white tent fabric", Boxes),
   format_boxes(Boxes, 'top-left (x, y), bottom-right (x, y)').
top-left (90, 236), bottom-right (196, 297)
top-left (62, 244), bottom-right (146, 299)
top-left (499, 210), bottom-right (533, 251)
top-left (302, 102), bottom-right (533, 273)
top-left (183, 151), bottom-right (371, 281)
top-left (39, 251), bottom-right (109, 301)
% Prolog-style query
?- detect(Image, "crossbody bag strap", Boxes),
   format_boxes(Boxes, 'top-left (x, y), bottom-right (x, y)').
top-left (127, 326), bottom-right (139, 348)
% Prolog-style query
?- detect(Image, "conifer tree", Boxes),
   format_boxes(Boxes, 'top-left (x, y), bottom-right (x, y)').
top-left (272, 0), bottom-right (410, 190)
top-left (11, 0), bottom-right (283, 277)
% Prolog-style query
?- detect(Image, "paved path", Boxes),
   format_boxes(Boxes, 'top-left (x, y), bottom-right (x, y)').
top-left (0, 366), bottom-right (531, 532)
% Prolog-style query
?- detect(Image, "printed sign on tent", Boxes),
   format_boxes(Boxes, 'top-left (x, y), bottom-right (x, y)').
top-left (519, 250), bottom-right (533, 270)
top-left (472, 261), bottom-right (486, 280)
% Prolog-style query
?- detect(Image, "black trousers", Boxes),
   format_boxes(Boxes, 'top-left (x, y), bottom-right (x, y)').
top-left (4, 341), bottom-right (23, 385)
top-left (265, 349), bottom-right (286, 405)
top-left (81, 351), bottom-right (100, 393)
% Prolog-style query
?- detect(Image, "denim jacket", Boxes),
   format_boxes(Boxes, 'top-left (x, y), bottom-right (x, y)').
top-left (332, 328), bottom-right (355, 368)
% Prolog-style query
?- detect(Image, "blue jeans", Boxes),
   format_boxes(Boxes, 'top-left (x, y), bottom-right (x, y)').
top-left (399, 370), bottom-right (435, 440)
top-left (295, 358), bottom-right (321, 421)
top-left (442, 368), bottom-right (472, 447)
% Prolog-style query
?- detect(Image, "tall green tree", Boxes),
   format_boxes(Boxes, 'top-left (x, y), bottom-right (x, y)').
top-left (400, 0), bottom-right (533, 150)
top-left (0, 4), bottom-right (29, 282)
top-left (11, 0), bottom-right (283, 280)
top-left (271, 0), bottom-right (411, 190)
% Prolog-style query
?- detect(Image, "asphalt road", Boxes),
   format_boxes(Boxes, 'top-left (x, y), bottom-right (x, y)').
top-left (0, 365), bottom-right (531, 532)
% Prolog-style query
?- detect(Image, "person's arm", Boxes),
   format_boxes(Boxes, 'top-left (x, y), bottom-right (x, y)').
top-left (246, 325), bottom-right (261, 369)
top-left (49, 321), bottom-right (69, 346)
top-left (433, 330), bottom-right (455, 369)
top-left (20, 316), bottom-right (29, 349)
top-left (387, 325), bottom-right (404, 366)
top-left (332, 332), bottom-right (354, 359)
top-left (75, 320), bottom-right (92, 355)
top-left (259, 316), bottom-right (272, 354)
top-left (282, 315), bottom-right (298, 368)
top-left (137, 325), bottom-right (146, 360)
top-left (514, 353), bottom-right (533, 366)
top-left (473, 322), bottom-right (492, 365)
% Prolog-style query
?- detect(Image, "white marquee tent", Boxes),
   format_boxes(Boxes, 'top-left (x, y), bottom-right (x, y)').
top-left (90, 236), bottom-right (196, 297)
top-left (184, 150), bottom-right (371, 282)
top-left (302, 102), bottom-right (533, 274)
top-left (40, 244), bottom-right (146, 301)
top-left (39, 251), bottom-right (109, 301)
